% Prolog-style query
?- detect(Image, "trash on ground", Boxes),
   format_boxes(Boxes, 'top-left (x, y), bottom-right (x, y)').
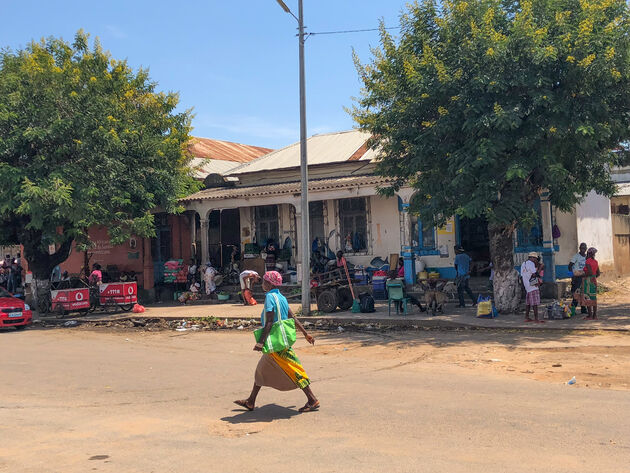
top-left (567, 376), bottom-right (577, 385)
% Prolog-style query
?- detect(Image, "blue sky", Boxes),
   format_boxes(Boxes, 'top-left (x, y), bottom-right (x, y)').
top-left (1, 0), bottom-right (410, 149)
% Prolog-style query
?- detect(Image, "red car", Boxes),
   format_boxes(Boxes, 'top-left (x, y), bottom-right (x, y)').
top-left (0, 286), bottom-right (32, 330)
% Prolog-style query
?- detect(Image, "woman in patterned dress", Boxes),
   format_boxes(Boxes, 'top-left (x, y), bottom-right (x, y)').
top-left (234, 271), bottom-right (320, 413)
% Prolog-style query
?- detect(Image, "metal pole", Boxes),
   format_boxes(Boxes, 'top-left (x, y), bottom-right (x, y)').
top-left (298, 0), bottom-right (310, 316)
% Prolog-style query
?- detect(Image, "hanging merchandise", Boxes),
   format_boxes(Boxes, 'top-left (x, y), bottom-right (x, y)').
top-left (552, 224), bottom-right (561, 239)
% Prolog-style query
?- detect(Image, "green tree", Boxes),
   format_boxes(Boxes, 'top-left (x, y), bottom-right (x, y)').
top-left (353, 0), bottom-right (630, 311)
top-left (0, 32), bottom-right (198, 306)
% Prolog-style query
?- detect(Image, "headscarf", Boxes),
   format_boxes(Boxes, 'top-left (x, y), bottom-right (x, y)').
top-left (263, 270), bottom-right (283, 287)
top-left (587, 247), bottom-right (597, 258)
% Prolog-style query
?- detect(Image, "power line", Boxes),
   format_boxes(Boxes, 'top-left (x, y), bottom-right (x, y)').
top-left (307, 26), bottom-right (400, 36)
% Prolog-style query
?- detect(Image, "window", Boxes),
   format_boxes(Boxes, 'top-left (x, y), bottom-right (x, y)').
top-left (517, 199), bottom-right (544, 248)
top-left (338, 198), bottom-right (368, 252)
top-left (255, 205), bottom-right (279, 246)
top-left (151, 213), bottom-right (172, 262)
top-left (410, 214), bottom-right (436, 249)
top-left (309, 201), bottom-right (325, 249)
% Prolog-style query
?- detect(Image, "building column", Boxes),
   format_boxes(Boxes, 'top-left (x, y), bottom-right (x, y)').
top-left (200, 218), bottom-right (209, 264)
top-left (173, 215), bottom-right (182, 259)
top-left (400, 201), bottom-right (415, 285)
top-left (142, 237), bottom-right (154, 290)
top-left (540, 196), bottom-right (556, 282)
top-left (190, 212), bottom-right (197, 262)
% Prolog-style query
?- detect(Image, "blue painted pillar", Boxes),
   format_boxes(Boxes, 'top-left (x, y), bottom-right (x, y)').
top-left (540, 197), bottom-right (556, 282)
top-left (400, 202), bottom-right (415, 285)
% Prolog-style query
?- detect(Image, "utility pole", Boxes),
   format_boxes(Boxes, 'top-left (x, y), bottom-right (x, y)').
top-left (276, 0), bottom-right (310, 315)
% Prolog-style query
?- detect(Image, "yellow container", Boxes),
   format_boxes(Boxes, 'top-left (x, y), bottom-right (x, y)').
top-left (418, 271), bottom-right (428, 280)
top-left (428, 272), bottom-right (440, 279)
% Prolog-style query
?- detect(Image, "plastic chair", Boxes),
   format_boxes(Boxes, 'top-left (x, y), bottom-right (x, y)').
top-left (386, 279), bottom-right (408, 315)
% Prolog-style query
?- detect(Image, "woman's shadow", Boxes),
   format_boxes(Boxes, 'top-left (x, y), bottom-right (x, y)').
top-left (221, 403), bottom-right (301, 424)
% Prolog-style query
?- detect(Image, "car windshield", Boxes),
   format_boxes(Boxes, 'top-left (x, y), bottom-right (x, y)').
top-left (0, 287), bottom-right (11, 298)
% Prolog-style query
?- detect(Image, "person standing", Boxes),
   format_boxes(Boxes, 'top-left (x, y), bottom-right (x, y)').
top-left (88, 263), bottom-right (103, 285)
top-left (569, 243), bottom-right (588, 316)
top-left (581, 247), bottom-right (600, 320)
top-left (234, 271), bottom-right (319, 413)
top-left (0, 267), bottom-right (7, 289)
top-left (521, 252), bottom-right (543, 323)
top-left (454, 246), bottom-right (476, 307)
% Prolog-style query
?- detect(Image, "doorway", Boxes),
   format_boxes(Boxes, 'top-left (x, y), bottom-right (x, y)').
top-left (207, 209), bottom-right (241, 269)
top-left (459, 216), bottom-right (490, 276)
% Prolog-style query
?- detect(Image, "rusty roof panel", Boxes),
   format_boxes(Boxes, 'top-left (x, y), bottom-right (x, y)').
top-left (188, 137), bottom-right (273, 163)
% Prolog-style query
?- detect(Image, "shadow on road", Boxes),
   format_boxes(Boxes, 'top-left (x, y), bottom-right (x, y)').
top-left (221, 403), bottom-right (300, 424)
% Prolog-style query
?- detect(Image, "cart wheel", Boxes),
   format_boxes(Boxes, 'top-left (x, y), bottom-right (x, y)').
top-left (53, 303), bottom-right (66, 319)
top-left (38, 295), bottom-right (51, 314)
top-left (337, 287), bottom-right (353, 311)
top-left (120, 303), bottom-right (133, 312)
top-left (317, 289), bottom-right (338, 313)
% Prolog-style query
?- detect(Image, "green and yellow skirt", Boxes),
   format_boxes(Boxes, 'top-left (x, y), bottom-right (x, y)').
top-left (255, 348), bottom-right (311, 391)
top-left (579, 277), bottom-right (598, 306)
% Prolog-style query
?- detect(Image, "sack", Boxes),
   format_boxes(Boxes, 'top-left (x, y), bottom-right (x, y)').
top-left (359, 293), bottom-right (375, 313)
top-left (476, 295), bottom-right (496, 318)
top-left (253, 293), bottom-right (296, 353)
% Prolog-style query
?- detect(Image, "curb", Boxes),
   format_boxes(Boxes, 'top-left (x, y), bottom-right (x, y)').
top-left (32, 314), bottom-right (629, 333)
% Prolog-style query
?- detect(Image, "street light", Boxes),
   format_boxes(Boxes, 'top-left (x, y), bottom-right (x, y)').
top-left (276, 0), bottom-right (310, 316)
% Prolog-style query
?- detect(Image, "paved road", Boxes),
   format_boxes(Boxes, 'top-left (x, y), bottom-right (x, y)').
top-left (1, 328), bottom-right (629, 473)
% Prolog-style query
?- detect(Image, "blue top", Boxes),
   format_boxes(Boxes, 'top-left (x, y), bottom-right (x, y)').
top-left (454, 253), bottom-right (471, 278)
top-left (261, 288), bottom-right (290, 325)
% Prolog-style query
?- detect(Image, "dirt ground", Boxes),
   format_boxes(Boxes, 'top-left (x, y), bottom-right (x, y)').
top-left (72, 324), bottom-right (630, 390)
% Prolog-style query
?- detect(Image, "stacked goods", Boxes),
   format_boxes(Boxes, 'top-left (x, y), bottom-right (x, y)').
top-left (164, 259), bottom-right (187, 284)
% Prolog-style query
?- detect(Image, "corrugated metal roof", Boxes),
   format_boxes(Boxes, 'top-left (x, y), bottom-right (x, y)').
top-left (189, 158), bottom-right (242, 179)
top-left (188, 137), bottom-right (273, 163)
top-left (181, 175), bottom-right (392, 202)
top-left (228, 130), bottom-right (378, 175)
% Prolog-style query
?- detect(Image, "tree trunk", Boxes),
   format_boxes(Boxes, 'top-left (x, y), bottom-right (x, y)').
top-left (32, 277), bottom-right (52, 313)
top-left (488, 224), bottom-right (521, 313)
top-left (20, 232), bottom-right (74, 312)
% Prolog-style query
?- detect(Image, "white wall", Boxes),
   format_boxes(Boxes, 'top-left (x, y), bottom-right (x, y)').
top-left (369, 195), bottom-right (403, 262)
top-left (576, 191), bottom-right (614, 268)
top-left (555, 209), bottom-right (578, 266)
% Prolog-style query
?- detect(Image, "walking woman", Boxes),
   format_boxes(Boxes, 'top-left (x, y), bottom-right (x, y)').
top-left (234, 271), bottom-right (320, 413)
top-left (581, 247), bottom-right (601, 320)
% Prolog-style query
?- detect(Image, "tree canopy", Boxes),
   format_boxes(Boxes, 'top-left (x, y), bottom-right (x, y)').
top-left (353, 0), bottom-right (630, 231)
top-left (0, 32), bottom-right (197, 278)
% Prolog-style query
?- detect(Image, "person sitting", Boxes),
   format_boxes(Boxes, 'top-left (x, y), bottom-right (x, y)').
top-left (397, 259), bottom-right (405, 278)
top-left (179, 282), bottom-right (201, 304)
top-left (203, 262), bottom-right (217, 296)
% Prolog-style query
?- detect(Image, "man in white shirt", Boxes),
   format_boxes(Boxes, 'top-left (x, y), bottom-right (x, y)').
top-left (521, 251), bottom-right (542, 323)
top-left (568, 243), bottom-right (588, 315)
